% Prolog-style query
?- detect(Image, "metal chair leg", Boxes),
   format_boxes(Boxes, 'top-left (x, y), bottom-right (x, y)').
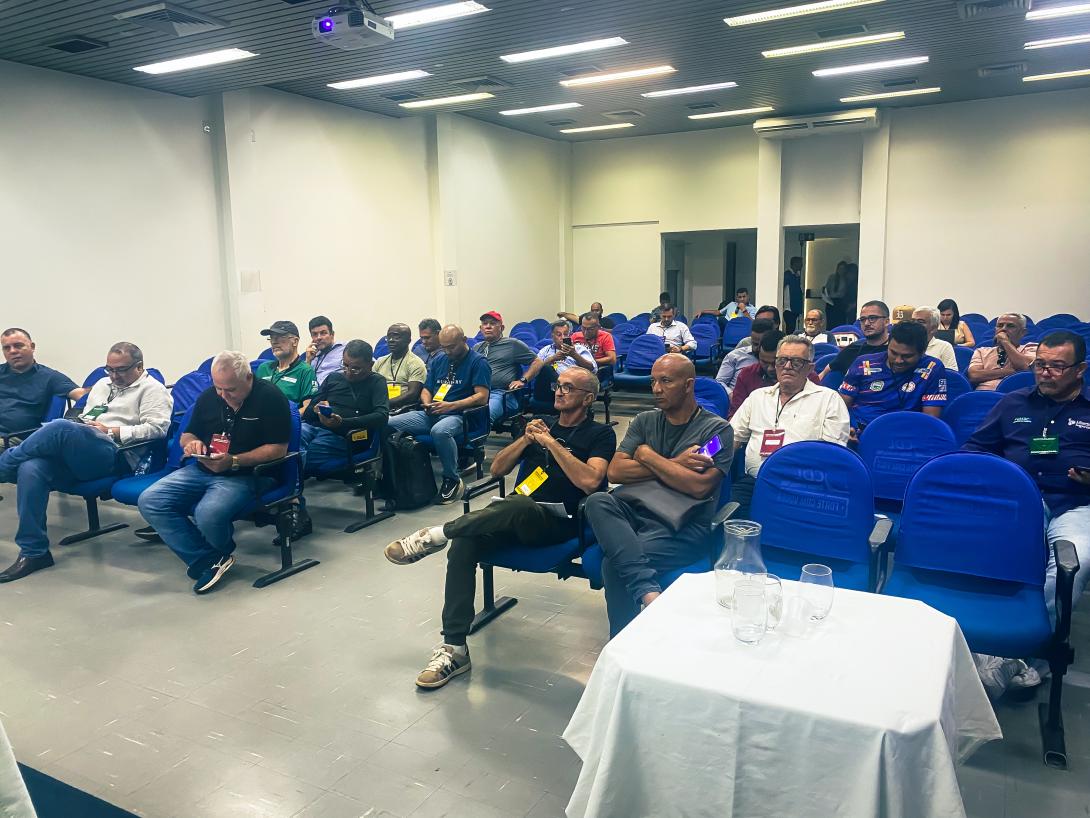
top-left (1039, 655), bottom-right (1070, 769)
top-left (59, 497), bottom-right (128, 545)
top-left (468, 564), bottom-right (517, 633)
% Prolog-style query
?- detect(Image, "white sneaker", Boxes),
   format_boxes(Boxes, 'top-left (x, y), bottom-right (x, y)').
top-left (384, 528), bottom-right (448, 565)
top-left (1009, 660), bottom-right (1044, 690)
top-left (973, 653), bottom-right (1021, 700)
top-left (416, 645), bottom-right (471, 689)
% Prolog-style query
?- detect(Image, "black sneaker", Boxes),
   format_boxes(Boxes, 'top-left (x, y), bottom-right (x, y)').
top-left (273, 506), bottom-right (312, 547)
top-left (193, 555), bottom-right (235, 594)
top-left (134, 526), bottom-right (162, 543)
top-left (438, 478), bottom-right (464, 504)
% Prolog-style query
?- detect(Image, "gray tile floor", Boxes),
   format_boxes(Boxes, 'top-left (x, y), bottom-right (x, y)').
top-left (0, 395), bottom-right (1088, 817)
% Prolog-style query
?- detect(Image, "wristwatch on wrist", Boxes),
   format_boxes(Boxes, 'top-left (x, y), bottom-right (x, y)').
top-left (230, 456), bottom-right (240, 472)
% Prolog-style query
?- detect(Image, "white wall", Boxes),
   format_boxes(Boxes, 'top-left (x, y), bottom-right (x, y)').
top-left (781, 134), bottom-right (863, 227)
top-left (684, 233), bottom-right (726, 316)
top-left (0, 59), bottom-right (225, 380)
top-left (572, 223), bottom-right (661, 318)
top-left (883, 87), bottom-right (1090, 319)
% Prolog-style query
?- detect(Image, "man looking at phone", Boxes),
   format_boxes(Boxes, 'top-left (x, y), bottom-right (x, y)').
top-left (387, 325), bottom-right (491, 504)
top-left (138, 351), bottom-right (291, 594)
top-left (729, 335), bottom-right (850, 517)
top-left (304, 316), bottom-right (344, 386)
top-left (586, 354), bottom-right (733, 636)
top-left (516, 320), bottom-right (596, 413)
top-left (383, 367), bottom-right (615, 689)
top-left (646, 304), bottom-right (696, 354)
top-left (301, 340), bottom-right (389, 476)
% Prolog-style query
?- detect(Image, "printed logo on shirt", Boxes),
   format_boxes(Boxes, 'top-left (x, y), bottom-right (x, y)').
top-left (869, 381), bottom-right (885, 392)
top-left (1014, 416), bottom-right (1033, 424)
top-left (1069, 418), bottom-right (1090, 431)
top-left (901, 381), bottom-right (916, 393)
top-left (862, 360), bottom-right (881, 376)
top-left (915, 360), bottom-right (937, 379)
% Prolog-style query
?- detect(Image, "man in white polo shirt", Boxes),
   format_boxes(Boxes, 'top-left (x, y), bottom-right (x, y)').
top-left (728, 334), bottom-right (850, 516)
top-left (646, 304), bottom-right (696, 354)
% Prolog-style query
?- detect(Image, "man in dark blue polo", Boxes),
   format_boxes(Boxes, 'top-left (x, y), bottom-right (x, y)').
top-left (387, 325), bottom-right (491, 503)
top-left (838, 320), bottom-right (947, 438)
top-left (0, 328), bottom-right (84, 438)
top-left (965, 330), bottom-right (1090, 619)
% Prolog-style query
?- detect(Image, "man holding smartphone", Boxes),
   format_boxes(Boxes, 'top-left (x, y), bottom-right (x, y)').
top-left (516, 320), bottom-right (596, 413)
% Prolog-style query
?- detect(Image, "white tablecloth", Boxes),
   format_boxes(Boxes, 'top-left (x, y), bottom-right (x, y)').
top-left (1, 719), bottom-right (35, 818)
top-left (563, 573), bottom-right (1001, 818)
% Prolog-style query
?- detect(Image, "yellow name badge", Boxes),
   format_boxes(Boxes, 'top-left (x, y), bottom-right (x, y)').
top-left (349, 430), bottom-right (369, 442)
top-left (387, 383), bottom-right (402, 399)
top-left (434, 383), bottom-right (451, 401)
top-left (515, 466), bottom-right (549, 496)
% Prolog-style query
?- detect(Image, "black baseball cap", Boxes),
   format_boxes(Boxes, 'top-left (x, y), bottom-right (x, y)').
top-left (260, 320), bottom-right (300, 337)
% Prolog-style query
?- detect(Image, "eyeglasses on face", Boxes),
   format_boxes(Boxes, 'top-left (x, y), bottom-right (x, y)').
top-left (341, 364), bottom-right (368, 375)
top-left (550, 382), bottom-right (592, 395)
top-left (775, 357), bottom-right (811, 370)
top-left (1032, 360), bottom-right (1076, 374)
top-left (104, 363), bottom-right (138, 375)
top-left (859, 315), bottom-right (886, 325)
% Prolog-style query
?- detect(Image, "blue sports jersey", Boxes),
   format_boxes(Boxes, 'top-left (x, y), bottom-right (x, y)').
top-left (839, 351), bottom-right (947, 428)
top-left (424, 349), bottom-right (492, 409)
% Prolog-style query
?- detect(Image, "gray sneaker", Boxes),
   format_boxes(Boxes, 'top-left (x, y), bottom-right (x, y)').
top-left (416, 645), bottom-right (471, 689)
top-left (973, 653), bottom-right (1020, 700)
top-left (384, 528), bottom-right (448, 565)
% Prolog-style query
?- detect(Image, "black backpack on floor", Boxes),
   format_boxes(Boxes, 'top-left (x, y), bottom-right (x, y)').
top-left (381, 431), bottom-right (437, 510)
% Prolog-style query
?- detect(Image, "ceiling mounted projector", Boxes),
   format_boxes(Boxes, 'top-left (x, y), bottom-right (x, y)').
top-left (312, 3), bottom-right (394, 50)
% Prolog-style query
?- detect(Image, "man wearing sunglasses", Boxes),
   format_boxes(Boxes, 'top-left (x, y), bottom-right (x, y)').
top-left (967, 313), bottom-right (1038, 390)
top-left (0, 342), bottom-right (172, 582)
top-left (384, 367), bottom-right (615, 689)
top-left (964, 330), bottom-right (1090, 695)
top-left (820, 300), bottom-right (892, 380)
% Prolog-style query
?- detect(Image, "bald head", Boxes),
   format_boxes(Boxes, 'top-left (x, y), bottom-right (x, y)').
top-left (386, 322), bottom-right (412, 357)
top-left (658, 352), bottom-right (696, 379)
top-left (438, 324), bottom-right (469, 363)
top-left (650, 353), bottom-right (697, 414)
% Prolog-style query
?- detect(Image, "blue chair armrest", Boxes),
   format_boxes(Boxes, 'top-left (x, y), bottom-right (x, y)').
top-left (463, 405), bottom-right (490, 448)
top-left (1, 425), bottom-right (41, 445)
top-left (251, 451), bottom-right (303, 507)
top-left (869, 515), bottom-right (893, 552)
top-left (1054, 539), bottom-right (1079, 645)
top-left (463, 474), bottom-right (505, 508)
top-left (711, 501), bottom-right (740, 528)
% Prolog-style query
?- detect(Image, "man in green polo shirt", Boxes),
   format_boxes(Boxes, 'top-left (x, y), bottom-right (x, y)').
top-left (256, 320), bottom-right (318, 410)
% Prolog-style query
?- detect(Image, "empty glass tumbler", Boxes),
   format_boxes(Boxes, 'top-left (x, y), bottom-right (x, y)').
top-left (732, 579), bottom-right (768, 645)
top-left (800, 564), bottom-right (835, 621)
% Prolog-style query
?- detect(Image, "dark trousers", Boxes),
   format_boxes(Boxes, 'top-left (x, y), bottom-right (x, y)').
top-left (585, 492), bottom-right (711, 638)
top-left (783, 311), bottom-right (799, 334)
top-left (730, 474), bottom-right (756, 520)
top-left (441, 494), bottom-right (576, 644)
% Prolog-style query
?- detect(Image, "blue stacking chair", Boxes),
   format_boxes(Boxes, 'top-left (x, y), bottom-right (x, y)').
top-left (692, 314), bottom-right (718, 328)
top-left (511, 330), bottom-right (538, 347)
top-left (373, 337), bottom-right (389, 359)
top-left (411, 340), bottom-right (427, 360)
top-left (605, 312), bottom-right (627, 326)
top-left (416, 405), bottom-right (492, 480)
top-left (611, 323), bottom-right (642, 367)
top-left (258, 348), bottom-right (275, 362)
top-left (858, 412), bottom-right (956, 518)
top-left (829, 325), bottom-right (862, 348)
top-left (998, 371), bottom-right (1035, 393)
top-left (511, 321), bottom-right (534, 336)
top-left (304, 426), bottom-right (393, 533)
top-left (954, 345), bottom-right (974, 371)
top-left (821, 368), bottom-right (844, 391)
top-left (812, 342), bottom-right (838, 359)
top-left (613, 335), bottom-right (664, 387)
top-left (943, 370), bottom-right (972, 403)
top-left (961, 313), bottom-right (987, 323)
top-left (694, 376), bottom-right (729, 418)
top-left (814, 352), bottom-right (838, 374)
top-left (943, 390), bottom-right (1004, 446)
top-left (1035, 313), bottom-right (1080, 331)
top-left (595, 365), bottom-right (616, 426)
top-left (721, 317), bottom-right (752, 352)
top-left (197, 357), bottom-right (214, 375)
top-left (529, 318), bottom-right (551, 340)
top-left (676, 313), bottom-right (688, 326)
top-left (691, 324), bottom-right (720, 369)
top-left (881, 452), bottom-right (1078, 768)
top-left (749, 441), bottom-right (891, 591)
top-left (533, 338), bottom-right (553, 352)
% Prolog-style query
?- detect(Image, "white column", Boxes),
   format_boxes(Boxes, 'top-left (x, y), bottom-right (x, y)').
top-left (755, 138), bottom-right (784, 310)
top-left (427, 114), bottom-right (461, 326)
top-left (858, 117), bottom-right (892, 305)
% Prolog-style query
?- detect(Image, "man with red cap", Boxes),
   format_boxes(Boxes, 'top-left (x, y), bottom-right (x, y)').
top-left (476, 310), bottom-right (536, 426)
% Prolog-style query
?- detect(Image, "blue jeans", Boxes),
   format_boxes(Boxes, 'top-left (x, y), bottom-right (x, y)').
top-left (0, 420), bottom-right (122, 558)
top-left (488, 389), bottom-right (518, 426)
top-left (387, 410), bottom-right (463, 480)
top-left (1045, 502), bottom-right (1090, 624)
top-left (300, 423), bottom-right (349, 475)
top-left (138, 462), bottom-right (261, 577)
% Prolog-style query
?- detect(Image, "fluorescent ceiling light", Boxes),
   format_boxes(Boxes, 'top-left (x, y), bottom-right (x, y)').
top-left (813, 56), bottom-right (929, 77)
top-left (763, 31), bottom-right (905, 58)
top-left (726, 0), bottom-right (884, 27)
top-left (1024, 32), bottom-right (1090, 49)
top-left (641, 81), bottom-right (738, 98)
top-left (133, 47), bottom-right (256, 75)
top-left (559, 123), bottom-right (635, 133)
top-left (399, 92), bottom-right (494, 109)
top-left (560, 65), bottom-right (676, 87)
top-left (328, 69), bottom-right (431, 90)
top-left (839, 86), bottom-right (940, 102)
top-left (501, 37), bottom-right (627, 64)
top-left (386, 1), bottom-right (489, 30)
top-left (1023, 67), bottom-right (1090, 81)
top-left (1027, 2), bottom-right (1090, 21)
top-left (499, 102), bottom-right (583, 116)
top-left (688, 106), bottom-right (775, 120)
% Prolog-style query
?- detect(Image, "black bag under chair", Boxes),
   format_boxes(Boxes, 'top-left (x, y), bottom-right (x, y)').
top-left (381, 430), bottom-right (437, 510)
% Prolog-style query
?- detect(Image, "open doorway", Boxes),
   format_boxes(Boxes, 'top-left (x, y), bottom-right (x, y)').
top-left (784, 224), bottom-right (860, 332)
top-left (661, 229), bottom-right (758, 321)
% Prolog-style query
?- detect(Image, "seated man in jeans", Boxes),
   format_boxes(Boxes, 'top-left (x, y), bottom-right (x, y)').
top-left (0, 342), bottom-right (172, 582)
top-left (387, 325), bottom-right (491, 504)
top-left (586, 354), bottom-right (734, 636)
top-left (475, 311), bottom-right (536, 426)
top-left (384, 367), bottom-right (615, 688)
top-left (138, 351), bottom-right (291, 595)
top-left (301, 339), bottom-right (388, 473)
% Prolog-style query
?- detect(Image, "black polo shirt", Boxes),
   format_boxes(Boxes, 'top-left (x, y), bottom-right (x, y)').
top-left (186, 378), bottom-right (291, 474)
top-left (521, 416), bottom-right (617, 515)
top-left (830, 339), bottom-right (890, 374)
top-left (302, 371), bottom-right (389, 437)
top-left (0, 362), bottom-right (77, 433)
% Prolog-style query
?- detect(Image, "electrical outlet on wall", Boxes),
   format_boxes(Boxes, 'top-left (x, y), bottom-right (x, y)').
top-left (444, 270), bottom-right (458, 287)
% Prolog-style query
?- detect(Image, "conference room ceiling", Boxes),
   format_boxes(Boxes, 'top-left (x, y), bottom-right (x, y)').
top-left (3, 0), bottom-right (1089, 140)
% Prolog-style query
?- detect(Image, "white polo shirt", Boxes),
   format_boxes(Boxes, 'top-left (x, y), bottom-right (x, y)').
top-left (926, 336), bottom-right (959, 372)
top-left (729, 379), bottom-right (850, 477)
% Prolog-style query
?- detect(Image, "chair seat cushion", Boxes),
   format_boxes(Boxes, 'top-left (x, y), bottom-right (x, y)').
top-left (59, 475), bottom-right (119, 499)
top-left (883, 566), bottom-right (1051, 657)
top-left (762, 545), bottom-right (872, 592)
top-left (111, 469), bottom-right (173, 506)
top-left (484, 537), bottom-right (585, 574)
top-left (613, 372), bottom-right (652, 386)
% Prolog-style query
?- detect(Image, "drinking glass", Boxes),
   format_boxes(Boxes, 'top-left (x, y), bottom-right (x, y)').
top-left (781, 596), bottom-right (814, 638)
top-left (799, 564), bottom-right (834, 621)
top-left (762, 574), bottom-right (783, 631)
top-left (732, 579), bottom-right (767, 645)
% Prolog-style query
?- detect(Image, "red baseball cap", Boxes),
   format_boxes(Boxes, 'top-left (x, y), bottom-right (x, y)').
top-left (479, 310), bottom-right (503, 323)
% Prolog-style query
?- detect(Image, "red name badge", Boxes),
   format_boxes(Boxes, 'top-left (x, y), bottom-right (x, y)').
top-left (210, 434), bottom-right (231, 455)
top-left (760, 429), bottom-right (786, 458)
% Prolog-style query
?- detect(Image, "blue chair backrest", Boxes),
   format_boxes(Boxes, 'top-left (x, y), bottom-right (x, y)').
top-left (44, 395), bottom-right (67, 422)
top-left (858, 412), bottom-right (956, 504)
top-left (943, 390), bottom-right (1004, 446)
top-left (605, 312), bottom-right (627, 326)
top-left (1035, 314), bottom-right (1080, 332)
top-left (170, 370), bottom-right (213, 415)
top-left (534, 339), bottom-right (553, 352)
top-left (258, 348), bottom-right (275, 361)
top-left (511, 321), bottom-right (533, 335)
top-left (530, 318), bottom-right (551, 339)
top-left (812, 342), bottom-right (838, 359)
top-left (250, 360), bottom-right (263, 374)
top-left (954, 345), bottom-right (974, 371)
top-left (694, 377), bottom-right (729, 418)
top-left (467, 336), bottom-right (480, 349)
top-left (165, 401), bottom-right (201, 470)
top-left (629, 314), bottom-right (651, 331)
top-left (613, 324), bottom-right (644, 358)
top-left (691, 324), bottom-right (719, 357)
top-left (692, 314), bottom-right (718, 327)
top-left (897, 452), bottom-right (1045, 585)
top-left (815, 353), bottom-right (837, 373)
top-left (373, 337), bottom-right (390, 359)
top-left (821, 369), bottom-right (844, 390)
top-left (943, 370), bottom-right (971, 403)
top-left (721, 317), bottom-right (752, 349)
top-left (829, 325), bottom-right (862, 348)
top-left (961, 313), bottom-right (987, 323)
top-left (412, 339), bottom-right (427, 359)
top-left (197, 357), bottom-right (214, 375)
top-left (623, 335), bottom-right (665, 374)
top-left (512, 331), bottom-right (538, 347)
top-left (750, 441), bottom-right (875, 566)
top-left (997, 371), bottom-right (1035, 393)
top-left (676, 314), bottom-right (688, 326)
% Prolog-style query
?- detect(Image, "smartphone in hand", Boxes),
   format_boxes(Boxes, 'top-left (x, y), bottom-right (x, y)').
top-left (698, 435), bottom-right (723, 458)
top-left (318, 404), bottom-right (333, 417)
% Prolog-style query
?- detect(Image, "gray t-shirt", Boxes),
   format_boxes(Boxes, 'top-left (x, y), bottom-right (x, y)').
top-left (619, 407), bottom-right (734, 523)
top-left (477, 336), bottom-right (537, 389)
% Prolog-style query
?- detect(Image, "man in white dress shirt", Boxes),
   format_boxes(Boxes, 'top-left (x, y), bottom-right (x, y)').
top-left (645, 304), bottom-right (696, 354)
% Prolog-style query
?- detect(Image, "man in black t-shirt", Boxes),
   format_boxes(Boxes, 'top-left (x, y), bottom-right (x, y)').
top-left (138, 351), bottom-right (292, 595)
top-left (821, 299), bottom-right (892, 379)
top-left (384, 367), bottom-right (616, 689)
